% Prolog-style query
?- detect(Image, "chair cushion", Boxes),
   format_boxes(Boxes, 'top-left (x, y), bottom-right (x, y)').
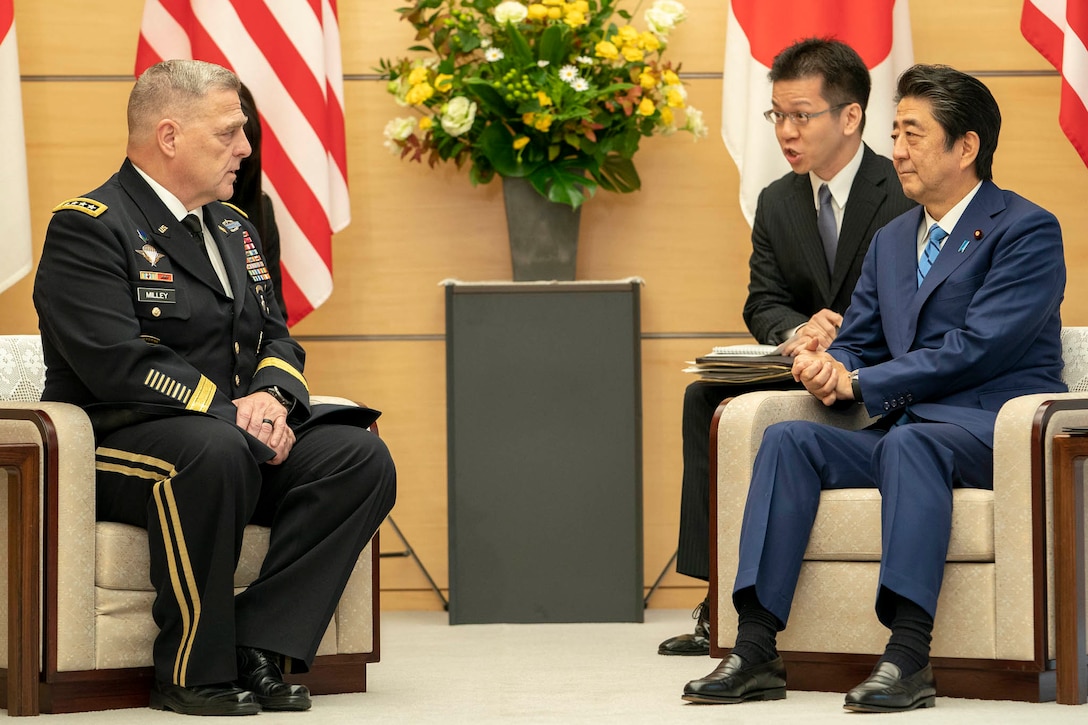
top-left (805, 487), bottom-right (994, 562)
top-left (96, 522), bottom-right (272, 590)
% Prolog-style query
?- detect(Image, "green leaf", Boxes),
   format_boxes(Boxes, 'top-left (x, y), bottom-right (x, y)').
top-left (478, 122), bottom-right (539, 178)
top-left (595, 154), bottom-right (641, 194)
top-left (538, 25), bottom-right (571, 66)
top-left (465, 78), bottom-right (512, 117)
top-left (506, 24), bottom-right (534, 64)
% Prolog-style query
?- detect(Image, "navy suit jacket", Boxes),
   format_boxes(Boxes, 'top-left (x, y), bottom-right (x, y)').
top-left (829, 180), bottom-right (1066, 446)
top-left (743, 145), bottom-right (916, 344)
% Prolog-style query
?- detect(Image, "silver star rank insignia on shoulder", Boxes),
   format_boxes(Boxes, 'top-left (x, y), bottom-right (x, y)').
top-left (137, 244), bottom-right (166, 266)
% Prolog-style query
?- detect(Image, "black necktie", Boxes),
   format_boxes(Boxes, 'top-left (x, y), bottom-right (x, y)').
top-left (181, 214), bottom-right (210, 261)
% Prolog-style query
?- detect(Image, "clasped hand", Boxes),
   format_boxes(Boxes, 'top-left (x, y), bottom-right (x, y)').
top-left (778, 308), bottom-right (843, 356)
top-left (791, 337), bottom-right (853, 406)
top-left (234, 391), bottom-right (295, 464)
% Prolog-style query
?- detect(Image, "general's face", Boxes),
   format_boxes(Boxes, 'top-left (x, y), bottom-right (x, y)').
top-left (891, 96), bottom-right (967, 211)
top-left (174, 88), bottom-right (251, 207)
top-left (770, 76), bottom-right (854, 180)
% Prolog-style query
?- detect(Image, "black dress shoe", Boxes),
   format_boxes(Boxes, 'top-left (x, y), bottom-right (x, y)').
top-left (149, 680), bottom-right (261, 716)
top-left (236, 646), bottom-right (312, 711)
top-left (843, 662), bottom-right (936, 712)
top-left (659, 598), bottom-right (711, 656)
top-left (682, 653), bottom-right (787, 704)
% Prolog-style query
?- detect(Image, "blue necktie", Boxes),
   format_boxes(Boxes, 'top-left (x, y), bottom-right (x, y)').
top-left (917, 223), bottom-right (947, 287)
top-left (816, 184), bottom-right (837, 274)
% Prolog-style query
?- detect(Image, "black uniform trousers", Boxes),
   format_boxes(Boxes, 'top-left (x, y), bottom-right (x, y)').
top-left (94, 415), bottom-right (396, 687)
top-left (676, 379), bottom-right (798, 581)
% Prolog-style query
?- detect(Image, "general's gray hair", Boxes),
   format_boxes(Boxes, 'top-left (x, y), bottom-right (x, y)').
top-left (127, 59), bottom-right (241, 137)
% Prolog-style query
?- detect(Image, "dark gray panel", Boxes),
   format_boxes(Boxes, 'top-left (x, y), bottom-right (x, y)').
top-left (446, 282), bottom-right (643, 624)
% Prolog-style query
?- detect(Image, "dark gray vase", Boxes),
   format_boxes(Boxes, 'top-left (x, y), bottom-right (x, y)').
top-left (502, 176), bottom-right (581, 281)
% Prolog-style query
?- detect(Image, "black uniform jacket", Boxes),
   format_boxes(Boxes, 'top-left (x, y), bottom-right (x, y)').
top-left (743, 145), bottom-right (917, 344)
top-left (34, 159), bottom-right (377, 455)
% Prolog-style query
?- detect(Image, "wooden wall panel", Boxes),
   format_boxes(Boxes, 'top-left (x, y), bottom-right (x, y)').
top-left (4, 0), bottom-right (1087, 610)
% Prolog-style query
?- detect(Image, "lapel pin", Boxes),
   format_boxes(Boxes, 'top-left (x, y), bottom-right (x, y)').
top-left (158, 224), bottom-right (169, 233)
top-left (974, 229), bottom-right (983, 239)
top-left (958, 240), bottom-right (969, 253)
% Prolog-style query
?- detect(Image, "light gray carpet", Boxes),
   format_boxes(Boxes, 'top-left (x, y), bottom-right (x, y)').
top-left (18, 609), bottom-right (1088, 722)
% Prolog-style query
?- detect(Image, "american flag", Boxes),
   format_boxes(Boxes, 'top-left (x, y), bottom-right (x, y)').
top-left (0, 0), bottom-right (32, 295)
top-left (1022, 0), bottom-right (1088, 169)
top-left (135, 0), bottom-right (349, 324)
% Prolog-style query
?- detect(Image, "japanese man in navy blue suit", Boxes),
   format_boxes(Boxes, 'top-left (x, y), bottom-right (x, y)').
top-left (683, 65), bottom-right (1066, 712)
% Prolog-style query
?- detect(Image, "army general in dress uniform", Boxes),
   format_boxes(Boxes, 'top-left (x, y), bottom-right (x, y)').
top-left (33, 60), bottom-right (396, 717)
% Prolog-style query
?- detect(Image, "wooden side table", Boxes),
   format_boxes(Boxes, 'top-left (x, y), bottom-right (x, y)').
top-left (1053, 433), bottom-right (1088, 705)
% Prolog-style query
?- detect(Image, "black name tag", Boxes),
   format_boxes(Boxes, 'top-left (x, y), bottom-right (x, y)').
top-left (137, 287), bottom-right (176, 303)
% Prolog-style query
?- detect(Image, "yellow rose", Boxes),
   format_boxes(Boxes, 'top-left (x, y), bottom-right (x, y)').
top-left (542, 0), bottom-right (563, 5)
top-left (536, 91), bottom-right (553, 107)
top-left (639, 32), bottom-right (661, 52)
top-left (513, 136), bottom-right (530, 150)
top-left (595, 41), bottom-right (619, 61)
top-left (662, 70), bottom-right (681, 85)
top-left (572, 0), bottom-right (589, 12)
top-left (622, 46), bottom-right (645, 63)
top-left (407, 66), bottom-right (430, 86)
top-left (405, 83), bottom-right (435, 105)
top-left (666, 87), bottom-right (685, 108)
top-left (434, 74), bottom-right (454, 92)
top-left (564, 9), bottom-right (587, 27)
top-left (419, 116), bottom-right (434, 131)
top-left (639, 71), bottom-right (658, 89)
top-left (638, 98), bottom-right (656, 116)
top-left (523, 112), bottom-right (537, 125)
top-left (547, 6), bottom-right (562, 19)
top-left (617, 26), bottom-right (639, 45)
top-left (534, 114), bottom-right (554, 131)
top-left (527, 3), bottom-right (548, 20)
top-left (660, 106), bottom-right (675, 126)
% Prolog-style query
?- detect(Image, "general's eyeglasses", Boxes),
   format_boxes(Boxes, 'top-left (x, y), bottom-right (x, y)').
top-left (763, 103), bottom-right (850, 126)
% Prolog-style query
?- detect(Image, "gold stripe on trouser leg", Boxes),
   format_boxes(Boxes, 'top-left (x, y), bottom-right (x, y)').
top-left (151, 477), bottom-right (203, 686)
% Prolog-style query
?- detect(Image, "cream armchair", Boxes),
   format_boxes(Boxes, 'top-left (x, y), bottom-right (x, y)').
top-left (0, 335), bottom-right (379, 715)
top-left (711, 327), bottom-right (1088, 702)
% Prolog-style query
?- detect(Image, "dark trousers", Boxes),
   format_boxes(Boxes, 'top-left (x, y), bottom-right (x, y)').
top-left (95, 415), bottom-right (396, 687)
top-left (676, 379), bottom-right (797, 581)
top-left (734, 419), bottom-right (992, 627)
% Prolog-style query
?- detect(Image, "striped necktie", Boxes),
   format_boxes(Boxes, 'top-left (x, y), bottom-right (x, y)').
top-left (917, 223), bottom-right (947, 287)
top-left (816, 183), bottom-right (837, 274)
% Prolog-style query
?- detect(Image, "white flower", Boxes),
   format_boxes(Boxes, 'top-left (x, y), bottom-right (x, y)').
top-left (645, 0), bottom-right (687, 38)
top-left (441, 97), bottom-right (478, 137)
top-left (558, 65), bottom-right (579, 83)
top-left (571, 77), bottom-right (590, 92)
top-left (485, 47), bottom-right (505, 62)
top-left (538, 60), bottom-right (550, 67)
top-left (382, 117), bottom-right (417, 153)
top-left (493, 1), bottom-right (528, 24)
top-left (683, 106), bottom-right (707, 139)
top-left (576, 55), bottom-right (594, 65)
top-left (481, 37), bottom-right (493, 48)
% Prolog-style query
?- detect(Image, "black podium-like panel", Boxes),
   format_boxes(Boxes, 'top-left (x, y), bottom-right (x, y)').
top-left (445, 280), bottom-right (643, 624)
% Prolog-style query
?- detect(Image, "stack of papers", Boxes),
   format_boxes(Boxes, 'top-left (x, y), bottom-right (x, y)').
top-left (683, 343), bottom-right (794, 384)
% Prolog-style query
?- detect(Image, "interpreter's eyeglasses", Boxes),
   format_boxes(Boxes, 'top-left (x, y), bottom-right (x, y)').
top-left (763, 103), bottom-right (851, 126)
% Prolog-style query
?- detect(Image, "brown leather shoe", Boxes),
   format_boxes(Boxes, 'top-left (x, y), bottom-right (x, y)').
top-left (658, 598), bottom-right (711, 656)
top-left (149, 680), bottom-right (261, 716)
top-left (236, 647), bottom-right (312, 711)
top-left (843, 662), bottom-right (936, 712)
top-left (682, 653), bottom-right (787, 704)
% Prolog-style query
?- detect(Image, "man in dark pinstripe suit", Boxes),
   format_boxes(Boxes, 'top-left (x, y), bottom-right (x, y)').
top-left (660, 38), bottom-right (915, 656)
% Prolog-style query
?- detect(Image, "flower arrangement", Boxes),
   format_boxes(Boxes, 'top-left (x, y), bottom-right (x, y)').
top-left (380, 0), bottom-right (706, 209)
